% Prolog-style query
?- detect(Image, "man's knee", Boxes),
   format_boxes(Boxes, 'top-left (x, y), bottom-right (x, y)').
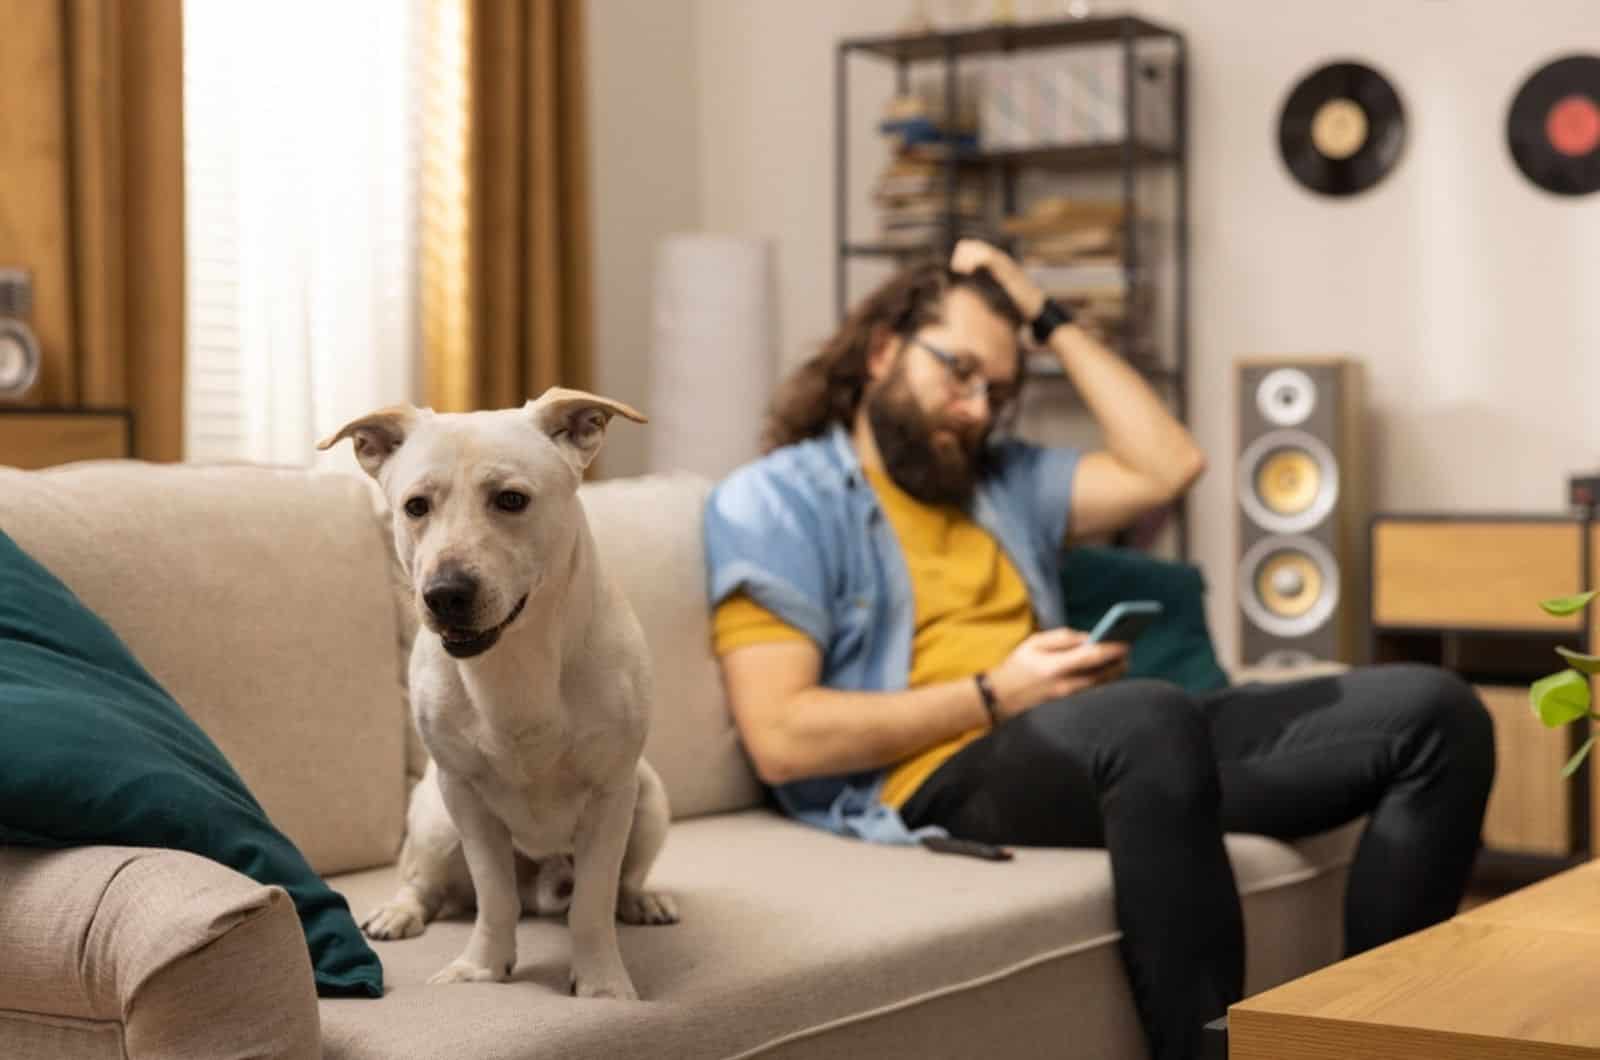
top-left (1391, 664), bottom-right (1495, 783)
top-left (1033, 679), bottom-right (1216, 793)
top-left (1109, 678), bottom-right (1207, 738)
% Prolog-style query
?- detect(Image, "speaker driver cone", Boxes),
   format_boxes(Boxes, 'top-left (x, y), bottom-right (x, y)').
top-left (1239, 535), bottom-right (1340, 639)
top-left (1256, 449), bottom-right (1322, 517)
top-left (1238, 429), bottom-right (1340, 533)
top-left (1258, 551), bottom-right (1323, 617)
top-left (1256, 368), bottom-right (1317, 427)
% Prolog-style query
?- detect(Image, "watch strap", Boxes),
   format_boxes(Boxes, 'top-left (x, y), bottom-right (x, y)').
top-left (1029, 297), bottom-right (1074, 345)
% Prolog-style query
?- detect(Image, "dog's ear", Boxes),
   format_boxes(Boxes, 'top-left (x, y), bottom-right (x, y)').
top-left (526, 387), bottom-right (647, 473)
top-left (316, 405), bottom-right (419, 479)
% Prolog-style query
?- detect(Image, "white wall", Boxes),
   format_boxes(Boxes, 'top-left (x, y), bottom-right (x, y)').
top-left (695, 0), bottom-right (903, 373)
top-left (1181, 0), bottom-right (1600, 663)
top-left (585, 0), bottom-right (703, 479)
top-left (589, 0), bottom-right (1600, 665)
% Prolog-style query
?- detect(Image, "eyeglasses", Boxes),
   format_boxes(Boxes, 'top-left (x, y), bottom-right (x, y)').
top-left (911, 336), bottom-right (1020, 410)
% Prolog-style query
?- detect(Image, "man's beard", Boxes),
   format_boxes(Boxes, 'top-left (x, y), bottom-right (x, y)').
top-left (865, 373), bottom-right (988, 508)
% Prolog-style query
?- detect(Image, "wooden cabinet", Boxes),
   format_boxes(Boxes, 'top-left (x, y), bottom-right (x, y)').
top-left (1372, 515), bottom-right (1597, 863)
top-left (0, 408), bottom-right (132, 468)
top-left (1475, 684), bottom-right (1574, 857)
top-left (1373, 520), bottom-right (1586, 632)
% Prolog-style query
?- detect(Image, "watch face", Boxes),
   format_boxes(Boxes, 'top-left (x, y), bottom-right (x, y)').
top-left (0, 320), bottom-right (40, 396)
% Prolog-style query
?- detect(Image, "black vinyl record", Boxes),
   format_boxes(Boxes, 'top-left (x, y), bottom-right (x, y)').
top-left (1278, 61), bottom-right (1405, 197)
top-left (1508, 54), bottom-right (1600, 196)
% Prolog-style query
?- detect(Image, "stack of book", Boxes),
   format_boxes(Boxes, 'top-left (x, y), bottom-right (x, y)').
top-left (1004, 195), bottom-right (1123, 262)
top-left (1003, 196), bottom-right (1138, 342)
top-left (874, 92), bottom-right (985, 249)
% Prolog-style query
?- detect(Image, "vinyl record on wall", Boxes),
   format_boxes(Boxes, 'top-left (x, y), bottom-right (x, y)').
top-left (1507, 55), bottom-right (1600, 196)
top-left (1277, 61), bottom-right (1406, 197)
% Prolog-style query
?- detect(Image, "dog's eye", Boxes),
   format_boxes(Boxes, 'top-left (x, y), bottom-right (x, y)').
top-left (494, 490), bottom-right (529, 513)
top-left (404, 496), bottom-right (430, 519)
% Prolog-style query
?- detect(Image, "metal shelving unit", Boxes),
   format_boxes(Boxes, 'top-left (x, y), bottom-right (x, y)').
top-left (835, 14), bottom-right (1191, 558)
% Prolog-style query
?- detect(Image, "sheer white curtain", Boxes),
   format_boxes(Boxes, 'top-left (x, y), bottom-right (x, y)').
top-left (184, 0), bottom-right (417, 467)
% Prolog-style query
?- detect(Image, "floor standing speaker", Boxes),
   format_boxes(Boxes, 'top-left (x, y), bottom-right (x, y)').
top-left (1236, 357), bottom-right (1367, 666)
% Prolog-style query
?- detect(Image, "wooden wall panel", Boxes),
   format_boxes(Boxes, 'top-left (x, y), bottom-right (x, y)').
top-left (67, 0), bottom-right (128, 407)
top-left (120, 0), bottom-right (184, 461)
top-left (0, 0), bottom-right (182, 459)
top-left (0, 0), bottom-right (76, 406)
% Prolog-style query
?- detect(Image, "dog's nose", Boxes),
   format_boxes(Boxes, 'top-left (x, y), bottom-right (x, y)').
top-left (424, 573), bottom-right (479, 625)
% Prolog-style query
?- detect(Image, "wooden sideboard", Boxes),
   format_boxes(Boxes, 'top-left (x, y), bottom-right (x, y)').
top-left (1371, 514), bottom-right (1599, 865)
top-left (0, 407), bottom-right (133, 468)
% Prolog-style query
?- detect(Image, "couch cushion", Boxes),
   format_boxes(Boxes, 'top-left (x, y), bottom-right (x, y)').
top-left (0, 462), bottom-right (407, 876)
top-left (579, 472), bottom-right (763, 819)
top-left (323, 811), bottom-right (1360, 1059)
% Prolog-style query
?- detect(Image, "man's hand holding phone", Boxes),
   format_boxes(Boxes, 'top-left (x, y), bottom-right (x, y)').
top-left (983, 628), bottom-right (1129, 723)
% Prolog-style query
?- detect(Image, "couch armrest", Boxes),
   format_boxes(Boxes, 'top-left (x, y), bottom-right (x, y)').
top-left (0, 845), bottom-right (320, 1059)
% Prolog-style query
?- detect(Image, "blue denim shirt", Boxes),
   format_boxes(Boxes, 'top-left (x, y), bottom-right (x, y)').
top-left (703, 424), bottom-right (1081, 844)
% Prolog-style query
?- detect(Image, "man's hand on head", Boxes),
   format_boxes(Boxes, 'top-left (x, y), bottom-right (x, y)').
top-left (950, 239), bottom-right (1046, 322)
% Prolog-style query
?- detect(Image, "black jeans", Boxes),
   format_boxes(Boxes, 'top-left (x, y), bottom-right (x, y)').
top-left (899, 663), bottom-right (1495, 1060)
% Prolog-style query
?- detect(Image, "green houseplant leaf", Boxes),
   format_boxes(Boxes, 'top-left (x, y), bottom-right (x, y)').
top-left (1555, 646), bottom-right (1600, 675)
top-left (1539, 590), bottom-right (1600, 616)
top-left (1565, 735), bottom-right (1597, 778)
top-left (1531, 669), bottom-right (1592, 727)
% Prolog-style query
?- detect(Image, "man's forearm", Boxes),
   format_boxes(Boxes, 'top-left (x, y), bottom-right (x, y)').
top-left (1049, 322), bottom-right (1205, 494)
top-left (954, 237), bottom-right (1205, 496)
top-left (762, 679), bottom-right (988, 784)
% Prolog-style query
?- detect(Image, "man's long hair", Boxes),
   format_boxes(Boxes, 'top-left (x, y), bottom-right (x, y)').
top-left (760, 262), bottom-right (1025, 454)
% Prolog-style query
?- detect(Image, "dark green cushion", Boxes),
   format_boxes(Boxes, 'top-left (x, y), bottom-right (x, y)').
top-left (0, 528), bottom-right (382, 998)
top-left (1062, 545), bottom-right (1231, 694)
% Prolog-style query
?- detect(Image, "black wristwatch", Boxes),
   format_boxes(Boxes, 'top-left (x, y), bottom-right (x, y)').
top-left (1029, 297), bottom-right (1074, 346)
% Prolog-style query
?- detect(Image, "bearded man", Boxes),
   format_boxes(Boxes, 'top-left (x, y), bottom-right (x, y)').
top-left (702, 239), bottom-right (1492, 1060)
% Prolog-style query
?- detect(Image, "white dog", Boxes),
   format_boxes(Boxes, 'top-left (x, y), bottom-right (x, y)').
top-left (320, 388), bottom-right (677, 1001)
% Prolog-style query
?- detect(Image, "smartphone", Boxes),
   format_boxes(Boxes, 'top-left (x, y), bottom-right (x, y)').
top-left (1086, 600), bottom-right (1164, 645)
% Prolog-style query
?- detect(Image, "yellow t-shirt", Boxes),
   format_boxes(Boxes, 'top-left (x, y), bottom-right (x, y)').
top-left (711, 464), bottom-right (1035, 809)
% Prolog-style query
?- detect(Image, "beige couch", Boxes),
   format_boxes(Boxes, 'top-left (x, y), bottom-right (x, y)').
top-left (0, 461), bottom-right (1360, 1059)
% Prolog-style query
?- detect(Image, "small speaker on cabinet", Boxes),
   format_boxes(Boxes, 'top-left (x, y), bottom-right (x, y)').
top-left (0, 268), bottom-right (41, 401)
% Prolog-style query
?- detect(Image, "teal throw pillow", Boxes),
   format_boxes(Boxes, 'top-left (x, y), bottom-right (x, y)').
top-left (1062, 545), bottom-right (1231, 694)
top-left (0, 528), bottom-right (382, 998)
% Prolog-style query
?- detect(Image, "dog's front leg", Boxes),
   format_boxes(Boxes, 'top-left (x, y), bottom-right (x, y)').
top-left (428, 770), bottom-right (520, 984)
top-left (568, 772), bottom-right (640, 1000)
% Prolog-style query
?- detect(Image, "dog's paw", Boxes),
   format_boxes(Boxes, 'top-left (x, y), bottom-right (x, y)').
top-left (361, 902), bottom-right (427, 941)
top-left (617, 888), bottom-right (679, 926)
top-left (569, 969), bottom-right (639, 1001)
top-left (428, 958), bottom-right (511, 985)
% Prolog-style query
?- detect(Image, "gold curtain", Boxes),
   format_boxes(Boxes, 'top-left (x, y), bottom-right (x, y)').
top-left (0, 0), bottom-right (184, 460)
top-left (420, 0), bottom-right (593, 413)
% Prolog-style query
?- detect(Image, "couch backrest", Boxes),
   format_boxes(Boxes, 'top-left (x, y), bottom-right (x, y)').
top-left (0, 462), bottom-right (408, 876)
top-left (579, 473), bottom-right (763, 819)
top-left (0, 461), bottom-right (762, 870)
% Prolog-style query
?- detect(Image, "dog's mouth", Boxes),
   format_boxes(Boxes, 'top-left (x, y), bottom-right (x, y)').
top-left (439, 594), bottom-right (528, 659)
